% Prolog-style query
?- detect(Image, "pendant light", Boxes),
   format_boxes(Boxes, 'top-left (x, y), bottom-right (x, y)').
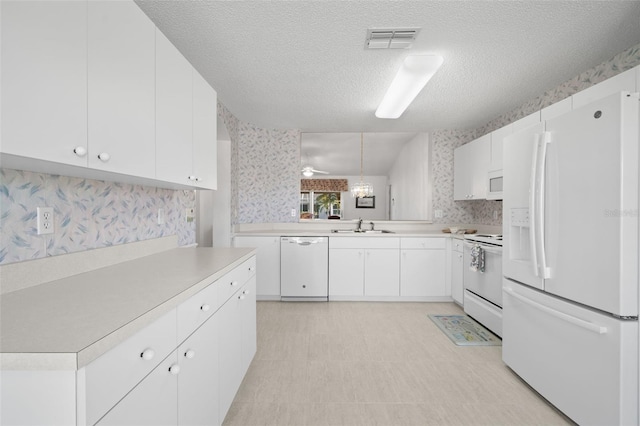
top-left (350, 133), bottom-right (374, 198)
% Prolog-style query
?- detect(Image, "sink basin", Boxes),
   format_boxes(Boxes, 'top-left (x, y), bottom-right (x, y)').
top-left (330, 229), bottom-right (394, 234)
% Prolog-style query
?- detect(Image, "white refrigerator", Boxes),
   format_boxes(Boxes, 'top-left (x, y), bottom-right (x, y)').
top-left (502, 91), bottom-right (639, 425)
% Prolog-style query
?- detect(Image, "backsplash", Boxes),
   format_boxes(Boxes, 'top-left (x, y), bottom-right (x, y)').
top-left (0, 169), bottom-right (195, 265)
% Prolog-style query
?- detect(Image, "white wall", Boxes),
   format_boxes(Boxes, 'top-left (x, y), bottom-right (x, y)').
top-left (212, 139), bottom-right (232, 247)
top-left (388, 133), bottom-right (431, 221)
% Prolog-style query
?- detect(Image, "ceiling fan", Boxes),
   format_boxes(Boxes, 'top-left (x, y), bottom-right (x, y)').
top-left (301, 165), bottom-right (329, 177)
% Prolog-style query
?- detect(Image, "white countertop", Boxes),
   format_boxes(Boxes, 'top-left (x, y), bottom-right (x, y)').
top-left (1, 247), bottom-right (255, 371)
top-left (233, 230), bottom-right (452, 237)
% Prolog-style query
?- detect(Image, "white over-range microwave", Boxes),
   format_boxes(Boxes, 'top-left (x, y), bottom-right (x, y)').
top-left (487, 170), bottom-right (503, 200)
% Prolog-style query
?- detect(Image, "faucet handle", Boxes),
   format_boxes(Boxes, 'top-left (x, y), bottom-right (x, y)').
top-left (369, 221), bottom-right (375, 231)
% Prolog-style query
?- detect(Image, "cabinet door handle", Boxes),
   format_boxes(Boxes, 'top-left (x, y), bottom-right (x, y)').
top-left (73, 146), bottom-right (87, 157)
top-left (239, 294), bottom-right (246, 300)
top-left (243, 289), bottom-right (250, 295)
top-left (168, 364), bottom-right (180, 375)
top-left (184, 349), bottom-right (195, 359)
top-left (230, 281), bottom-right (238, 287)
top-left (200, 303), bottom-right (210, 312)
top-left (97, 152), bottom-right (110, 162)
top-left (140, 348), bottom-right (155, 360)
top-left (248, 266), bottom-right (255, 272)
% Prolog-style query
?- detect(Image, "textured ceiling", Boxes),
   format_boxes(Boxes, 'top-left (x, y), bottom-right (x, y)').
top-left (136, 1), bottom-right (640, 134)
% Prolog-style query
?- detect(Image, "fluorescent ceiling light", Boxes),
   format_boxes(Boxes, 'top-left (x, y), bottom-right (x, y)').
top-left (375, 55), bottom-right (444, 119)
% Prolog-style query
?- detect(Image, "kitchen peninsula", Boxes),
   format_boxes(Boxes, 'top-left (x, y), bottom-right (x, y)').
top-left (1, 239), bottom-right (257, 425)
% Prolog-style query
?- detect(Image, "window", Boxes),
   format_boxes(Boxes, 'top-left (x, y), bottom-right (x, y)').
top-left (300, 191), bottom-right (342, 219)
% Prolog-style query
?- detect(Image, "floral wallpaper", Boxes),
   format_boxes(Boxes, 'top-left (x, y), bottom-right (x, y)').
top-left (0, 169), bottom-right (195, 265)
top-left (220, 101), bottom-right (300, 225)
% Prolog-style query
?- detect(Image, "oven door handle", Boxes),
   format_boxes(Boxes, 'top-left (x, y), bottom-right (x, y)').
top-left (463, 242), bottom-right (502, 254)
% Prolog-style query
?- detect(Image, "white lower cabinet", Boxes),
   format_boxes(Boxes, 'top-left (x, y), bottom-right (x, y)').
top-left (400, 238), bottom-right (447, 298)
top-left (451, 239), bottom-right (464, 305)
top-left (329, 237), bottom-right (400, 299)
top-left (329, 248), bottom-right (365, 297)
top-left (97, 352), bottom-right (179, 426)
top-left (364, 249), bottom-right (400, 296)
top-left (219, 277), bottom-right (257, 424)
top-left (177, 312), bottom-right (220, 426)
top-left (233, 236), bottom-right (281, 299)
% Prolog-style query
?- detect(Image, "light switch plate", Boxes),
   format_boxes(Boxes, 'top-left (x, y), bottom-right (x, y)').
top-left (186, 208), bottom-right (195, 223)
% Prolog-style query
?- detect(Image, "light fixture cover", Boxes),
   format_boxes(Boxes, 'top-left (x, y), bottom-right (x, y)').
top-left (375, 55), bottom-right (444, 119)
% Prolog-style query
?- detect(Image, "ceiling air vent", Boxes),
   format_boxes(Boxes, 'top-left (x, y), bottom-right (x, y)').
top-left (365, 28), bottom-right (420, 49)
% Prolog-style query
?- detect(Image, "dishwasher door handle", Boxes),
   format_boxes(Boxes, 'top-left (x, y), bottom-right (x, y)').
top-left (288, 237), bottom-right (321, 245)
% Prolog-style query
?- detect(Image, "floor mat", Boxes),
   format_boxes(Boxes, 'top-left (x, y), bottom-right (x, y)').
top-left (429, 314), bottom-right (501, 346)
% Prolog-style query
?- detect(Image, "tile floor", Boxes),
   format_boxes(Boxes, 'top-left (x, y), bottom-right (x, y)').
top-left (223, 301), bottom-right (572, 425)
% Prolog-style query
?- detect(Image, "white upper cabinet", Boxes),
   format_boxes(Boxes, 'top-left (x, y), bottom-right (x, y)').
top-left (1, 0), bottom-right (88, 166)
top-left (572, 67), bottom-right (638, 110)
top-left (156, 31), bottom-right (218, 189)
top-left (155, 29), bottom-right (194, 186)
top-left (88, 0), bottom-right (156, 178)
top-left (2, 1), bottom-right (218, 190)
top-left (453, 134), bottom-right (490, 200)
top-left (540, 97), bottom-right (572, 121)
top-left (489, 124), bottom-right (513, 172)
top-left (192, 70), bottom-right (218, 190)
top-left (511, 111), bottom-right (541, 133)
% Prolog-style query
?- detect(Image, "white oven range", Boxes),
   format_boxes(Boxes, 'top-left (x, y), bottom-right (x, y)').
top-left (463, 234), bottom-right (503, 337)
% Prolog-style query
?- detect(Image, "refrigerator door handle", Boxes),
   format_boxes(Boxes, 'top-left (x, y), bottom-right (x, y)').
top-left (504, 287), bottom-right (608, 334)
top-left (529, 136), bottom-right (540, 277)
top-left (537, 132), bottom-right (552, 279)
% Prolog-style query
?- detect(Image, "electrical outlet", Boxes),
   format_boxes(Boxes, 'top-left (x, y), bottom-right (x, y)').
top-left (158, 208), bottom-right (165, 225)
top-left (434, 210), bottom-right (443, 219)
top-left (37, 207), bottom-right (54, 235)
top-left (291, 209), bottom-right (296, 217)
top-left (186, 208), bottom-right (195, 223)
top-left (493, 210), bottom-right (499, 220)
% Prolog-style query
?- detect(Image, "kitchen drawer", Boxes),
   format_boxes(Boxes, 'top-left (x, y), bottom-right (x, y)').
top-left (218, 257), bottom-right (257, 305)
top-left (177, 278), bottom-right (219, 343)
top-left (400, 237), bottom-right (446, 250)
top-left (329, 236), bottom-right (400, 249)
top-left (452, 239), bottom-right (464, 253)
top-left (85, 308), bottom-right (177, 426)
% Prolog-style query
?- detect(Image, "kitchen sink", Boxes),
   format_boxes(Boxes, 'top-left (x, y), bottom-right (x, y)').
top-left (330, 229), bottom-right (394, 234)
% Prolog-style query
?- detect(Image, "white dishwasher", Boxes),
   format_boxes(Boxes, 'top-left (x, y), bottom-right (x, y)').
top-left (280, 236), bottom-right (329, 301)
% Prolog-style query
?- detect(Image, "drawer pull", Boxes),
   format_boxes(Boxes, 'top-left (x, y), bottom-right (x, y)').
top-left (242, 289), bottom-right (250, 295)
top-left (73, 146), bottom-right (87, 157)
top-left (140, 348), bottom-right (155, 361)
top-left (239, 294), bottom-right (245, 300)
top-left (200, 303), bottom-right (211, 312)
top-left (169, 364), bottom-right (181, 375)
top-left (184, 349), bottom-right (195, 359)
top-left (230, 281), bottom-right (238, 287)
top-left (248, 266), bottom-right (255, 272)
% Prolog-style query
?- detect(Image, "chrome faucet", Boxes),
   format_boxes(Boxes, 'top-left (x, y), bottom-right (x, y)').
top-left (370, 221), bottom-right (375, 231)
top-left (356, 217), bottom-right (363, 232)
